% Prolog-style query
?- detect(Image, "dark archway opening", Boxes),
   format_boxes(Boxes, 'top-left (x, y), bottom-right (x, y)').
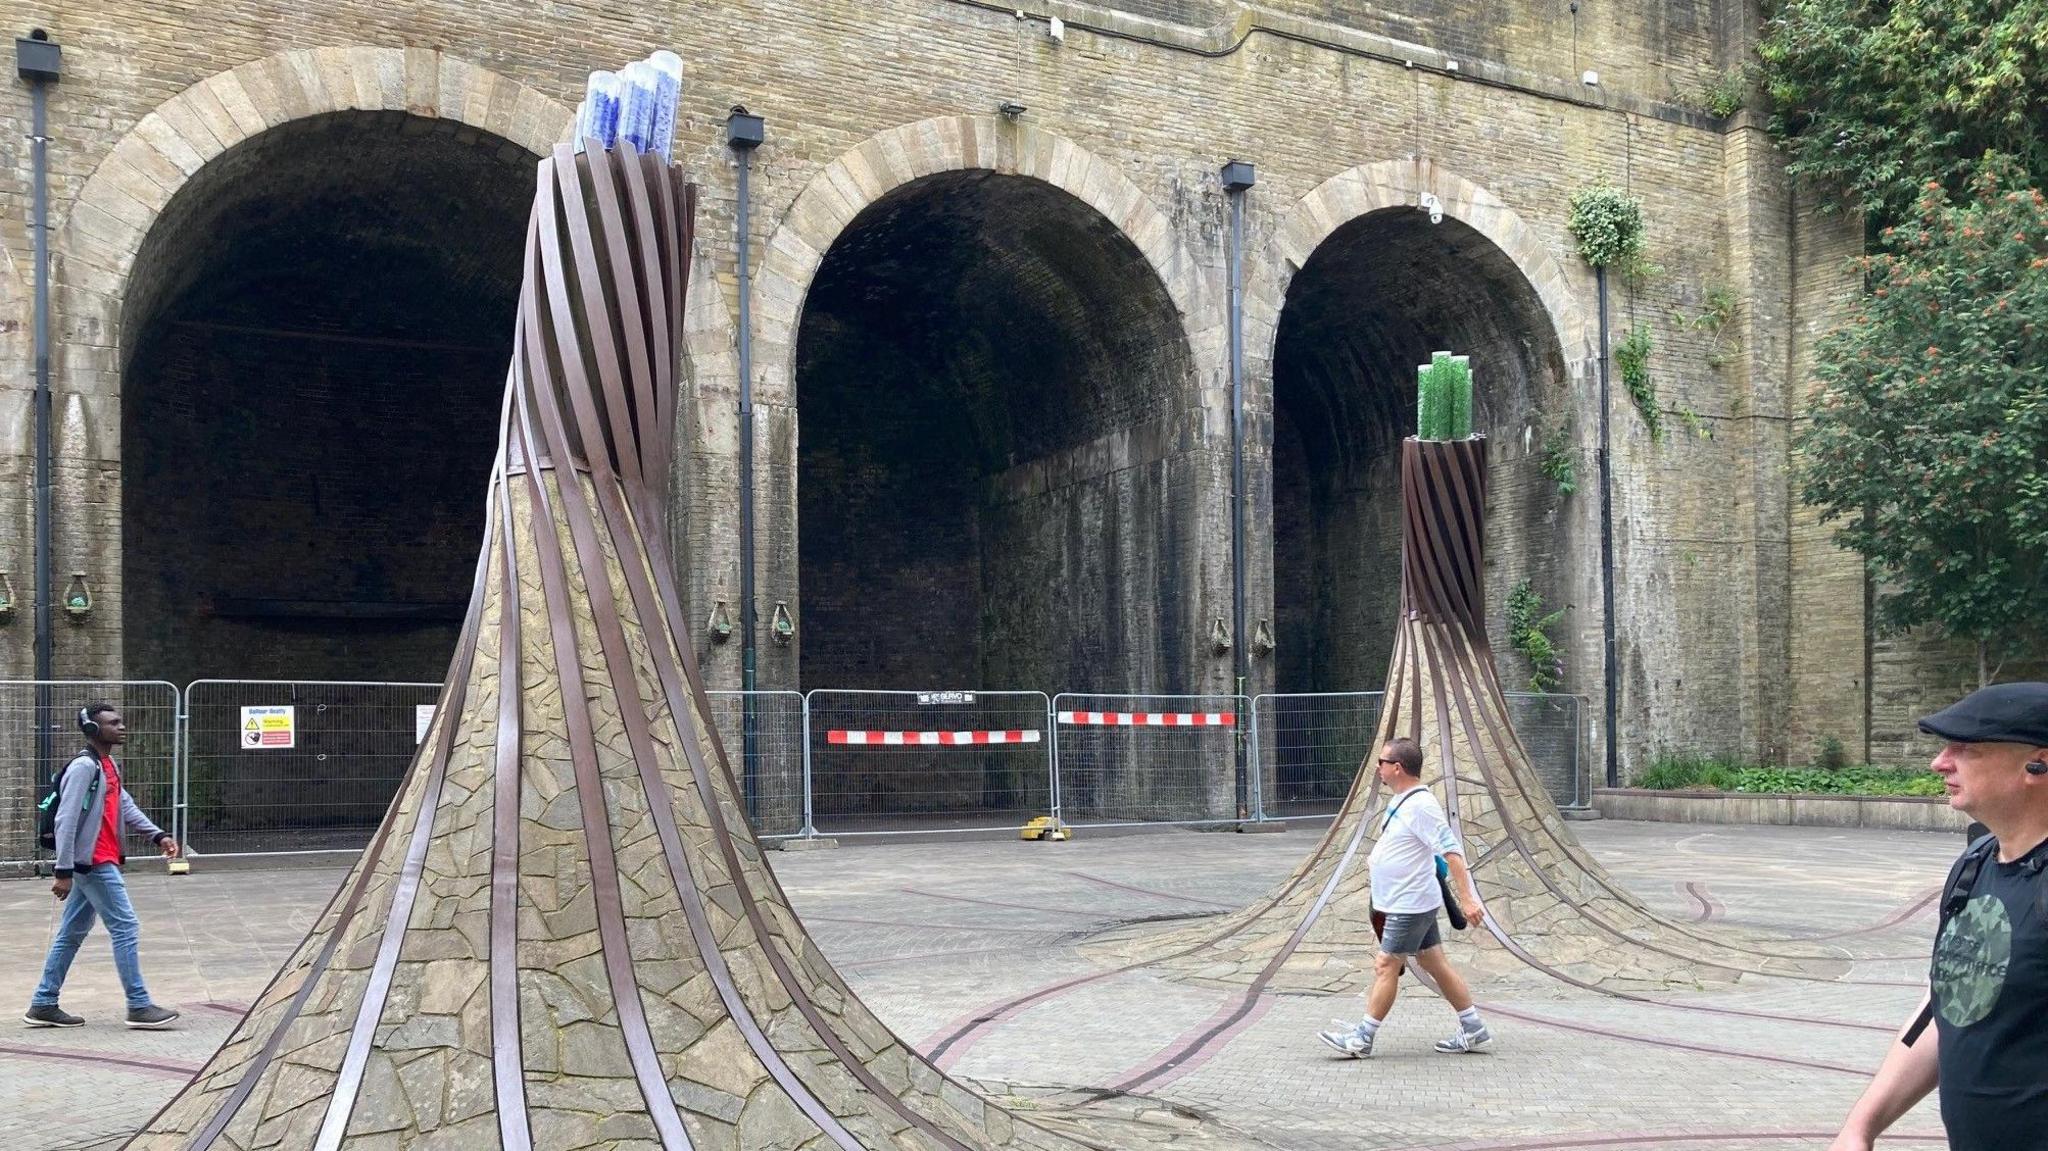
top-left (1269, 209), bottom-right (1570, 808)
top-left (122, 112), bottom-right (536, 688)
top-left (795, 170), bottom-right (1195, 822)
top-left (797, 171), bottom-right (1194, 691)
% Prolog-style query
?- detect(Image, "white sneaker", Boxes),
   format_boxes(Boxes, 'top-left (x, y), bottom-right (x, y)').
top-left (1317, 1020), bottom-right (1373, 1058)
top-left (1434, 1023), bottom-right (1492, 1053)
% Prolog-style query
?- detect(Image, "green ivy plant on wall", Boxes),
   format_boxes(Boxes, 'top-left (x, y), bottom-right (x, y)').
top-left (1675, 284), bottom-right (1737, 371)
top-left (1507, 580), bottom-right (1567, 692)
top-left (1537, 425), bottom-right (1578, 496)
top-left (1614, 325), bottom-right (1662, 441)
top-left (1566, 183), bottom-right (1651, 284)
top-left (1678, 69), bottom-right (1747, 119)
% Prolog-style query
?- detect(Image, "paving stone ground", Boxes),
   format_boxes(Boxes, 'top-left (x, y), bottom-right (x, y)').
top-left (0, 821), bottom-right (1958, 1150)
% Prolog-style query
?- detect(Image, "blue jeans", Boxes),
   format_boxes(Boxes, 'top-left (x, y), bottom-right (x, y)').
top-left (32, 864), bottom-right (151, 1010)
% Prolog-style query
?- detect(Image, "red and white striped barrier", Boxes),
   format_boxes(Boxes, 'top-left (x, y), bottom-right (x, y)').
top-left (827, 729), bottom-right (1043, 746)
top-left (1057, 710), bottom-right (1236, 728)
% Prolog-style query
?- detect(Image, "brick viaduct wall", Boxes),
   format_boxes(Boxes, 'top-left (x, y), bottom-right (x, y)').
top-left (0, 0), bottom-right (1955, 781)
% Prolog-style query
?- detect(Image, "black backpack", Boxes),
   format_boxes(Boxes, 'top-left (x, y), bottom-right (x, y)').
top-left (34, 753), bottom-right (93, 851)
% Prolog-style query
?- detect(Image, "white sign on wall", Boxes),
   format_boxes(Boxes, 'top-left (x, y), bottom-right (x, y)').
top-left (416, 705), bottom-right (437, 745)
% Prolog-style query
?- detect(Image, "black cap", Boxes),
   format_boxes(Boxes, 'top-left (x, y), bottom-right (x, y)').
top-left (1918, 682), bottom-right (2048, 746)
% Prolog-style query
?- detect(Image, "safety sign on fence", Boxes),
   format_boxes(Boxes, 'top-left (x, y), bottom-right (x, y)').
top-left (240, 705), bottom-right (296, 749)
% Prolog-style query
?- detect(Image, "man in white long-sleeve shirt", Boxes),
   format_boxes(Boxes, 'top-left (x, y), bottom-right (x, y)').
top-left (1317, 737), bottom-right (1492, 1058)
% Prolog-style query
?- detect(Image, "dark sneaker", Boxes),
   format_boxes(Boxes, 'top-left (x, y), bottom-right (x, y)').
top-left (125, 1004), bottom-right (179, 1029)
top-left (1434, 1023), bottom-right (1492, 1053)
top-left (23, 1004), bottom-right (84, 1028)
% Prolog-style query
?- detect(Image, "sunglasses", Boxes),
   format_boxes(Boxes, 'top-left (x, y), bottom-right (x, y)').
top-left (1376, 757), bottom-right (1401, 766)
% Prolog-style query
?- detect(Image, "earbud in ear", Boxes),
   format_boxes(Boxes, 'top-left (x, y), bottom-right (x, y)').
top-left (2027, 760), bottom-right (2048, 776)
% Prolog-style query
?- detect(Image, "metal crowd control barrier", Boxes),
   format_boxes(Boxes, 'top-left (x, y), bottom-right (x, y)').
top-left (1249, 691), bottom-right (1385, 821)
top-left (1504, 691), bottom-right (1587, 809)
top-left (1053, 693), bottom-right (1245, 827)
top-left (180, 680), bottom-right (443, 858)
top-left (703, 689), bottom-right (807, 837)
top-left (0, 680), bottom-right (180, 868)
top-left (0, 679), bottom-right (1583, 865)
top-left (1248, 689), bottom-right (1586, 819)
top-left (802, 689), bottom-right (1053, 836)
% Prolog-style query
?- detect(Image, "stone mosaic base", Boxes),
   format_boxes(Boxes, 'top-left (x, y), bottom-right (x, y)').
top-left (1094, 440), bottom-right (1849, 996)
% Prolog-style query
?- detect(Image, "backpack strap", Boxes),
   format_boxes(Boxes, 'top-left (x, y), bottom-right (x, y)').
top-left (1903, 833), bottom-right (1999, 1047)
top-left (1380, 787), bottom-right (1426, 833)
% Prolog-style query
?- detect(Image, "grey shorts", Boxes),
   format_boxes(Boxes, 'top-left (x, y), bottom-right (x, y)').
top-left (1379, 910), bottom-right (1442, 955)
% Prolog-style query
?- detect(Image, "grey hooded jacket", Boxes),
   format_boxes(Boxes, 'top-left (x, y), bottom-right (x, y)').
top-left (51, 749), bottom-right (168, 878)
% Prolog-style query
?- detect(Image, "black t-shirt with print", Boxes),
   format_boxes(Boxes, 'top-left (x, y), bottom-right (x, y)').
top-left (1931, 835), bottom-right (2048, 1151)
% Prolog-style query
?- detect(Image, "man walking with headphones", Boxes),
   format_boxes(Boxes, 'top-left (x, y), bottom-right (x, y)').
top-left (1830, 681), bottom-right (2048, 1150)
top-left (24, 701), bottom-right (181, 1029)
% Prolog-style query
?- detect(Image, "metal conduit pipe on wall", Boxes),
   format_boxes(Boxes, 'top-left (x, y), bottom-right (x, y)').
top-left (728, 108), bottom-right (765, 819)
top-left (1596, 267), bottom-right (1618, 788)
top-left (17, 31), bottom-right (61, 822)
top-left (1222, 160), bottom-right (1255, 820)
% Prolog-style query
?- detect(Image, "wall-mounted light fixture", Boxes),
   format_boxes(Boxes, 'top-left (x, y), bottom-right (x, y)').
top-left (63, 571), bottom-right (91, 622)
top-left (725, 106), bottom-right (764, 151)
top-left (1210, 615), bottom-right (1232, 656)
top-left (770, 601), bottom-right (795, 646)
top-left (998, 100), bottom-right (1027, 120)
top-left (0, 571), bottom-right (14, 625)
top-left (1251, 618), bottom-right (1274, 659)
top-left (707, 599), bottom-right (734, 644)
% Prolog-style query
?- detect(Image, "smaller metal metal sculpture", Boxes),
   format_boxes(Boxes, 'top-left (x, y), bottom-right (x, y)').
top-left (1102, 361), bottom-right (1845, 994)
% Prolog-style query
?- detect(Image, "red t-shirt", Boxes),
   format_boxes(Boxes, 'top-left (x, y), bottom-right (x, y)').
top-left (89, 755), bottom-right (123, 867)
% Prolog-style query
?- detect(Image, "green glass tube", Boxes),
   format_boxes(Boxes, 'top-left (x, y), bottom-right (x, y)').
top-left (1416, 362), bottom-right (1437, 439)
top-left (1418, 351), bottom-right (1472, 440)
top-left (1448, 353), bottom-right (1472, 439)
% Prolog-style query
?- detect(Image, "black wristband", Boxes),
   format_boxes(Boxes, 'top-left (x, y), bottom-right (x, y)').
top-left (54, 868), bottom-right (74, 879)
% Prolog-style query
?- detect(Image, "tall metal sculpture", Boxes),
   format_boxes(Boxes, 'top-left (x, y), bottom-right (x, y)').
top-left (128, 140), bottom-right (1097, 1151)
top-left (1104, 409), bottom-right (1845, 994)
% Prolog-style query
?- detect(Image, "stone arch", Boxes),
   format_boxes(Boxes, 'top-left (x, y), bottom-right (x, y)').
top-left (762, 118), bottom-right (1214, 789)
top-left (752, 116), bottom-right (1209, 405)
top-left (54, 48), bottom-right (576, 388)
top-left (53, 45), bottom-right (737, 416)
top-left (1250, 161), bottom-right (1597, 811)
top-left (1245, 158), bottom-right (1590, 378)
top-left (51, 49), bottom-right (740, 684)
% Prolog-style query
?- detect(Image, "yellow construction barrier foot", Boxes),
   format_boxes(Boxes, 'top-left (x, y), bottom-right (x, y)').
top-left (1019, 816), bottom-right (1070, 842)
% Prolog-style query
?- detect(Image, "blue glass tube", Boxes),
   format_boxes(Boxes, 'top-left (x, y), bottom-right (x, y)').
top-left (648, 51), bottom-right (683, 163)
top-left (580, 70), bottom-right (620, 150)
top-left (618, 61), bottom-right (658, 154)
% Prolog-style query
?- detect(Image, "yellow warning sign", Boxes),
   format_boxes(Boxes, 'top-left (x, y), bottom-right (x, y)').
top-left (240, 705), bottom-right (296, 749)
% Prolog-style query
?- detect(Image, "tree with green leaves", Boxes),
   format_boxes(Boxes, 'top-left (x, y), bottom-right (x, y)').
top-left (1757, 0), bottom-right (2048, 222)
top-left (1795, 160), bottom-right (2048, 686)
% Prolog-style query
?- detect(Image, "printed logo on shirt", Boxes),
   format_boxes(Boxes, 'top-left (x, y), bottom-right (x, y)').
top-left (1934, 894), bottom-right (2012, 1028)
